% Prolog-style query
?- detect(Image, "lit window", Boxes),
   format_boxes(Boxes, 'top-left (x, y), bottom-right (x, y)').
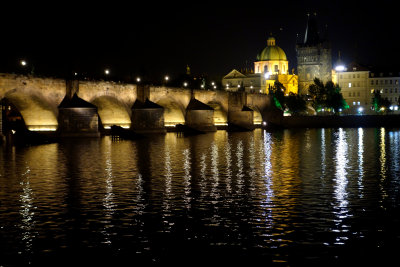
top-left (357, 101), bottom-right (360, 105)
top-left (348, 83), bottom-right (352, 87)
top-left (371, 89), bottom-right (374, 94)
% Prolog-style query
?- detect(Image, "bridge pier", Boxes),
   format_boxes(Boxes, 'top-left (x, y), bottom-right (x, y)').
top-left (131, 84), bottom-right (166, 133)
top-left (185, 97), bottom-right (217, 132)
top-left (57, 82), bottom-right (100, 137)
top-left (228, 92), bottom-right (254, 130)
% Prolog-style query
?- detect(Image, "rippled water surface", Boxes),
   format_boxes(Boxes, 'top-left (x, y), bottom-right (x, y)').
top-left (1, 128), bottom-right (400, 266)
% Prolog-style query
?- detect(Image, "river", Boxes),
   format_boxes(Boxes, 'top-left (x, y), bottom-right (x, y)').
top-left (1, 128), bottom-right (400, 266)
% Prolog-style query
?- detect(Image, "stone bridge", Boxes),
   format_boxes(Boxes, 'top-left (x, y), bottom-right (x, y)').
top-left (0, 73), bottom-right (274, 135)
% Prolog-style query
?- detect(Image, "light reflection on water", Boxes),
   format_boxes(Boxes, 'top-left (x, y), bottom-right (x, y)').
top-left (1, 128), bottom-right (400, 265)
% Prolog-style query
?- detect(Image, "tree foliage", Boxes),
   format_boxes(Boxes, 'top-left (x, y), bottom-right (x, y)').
top-left (372, 90), bottom-right (391, 112)
top-left (268, 81), bottom-right (307, 114)
top-left (285, 92), bottom-right (307, 115)
top-left (308, 78), bottom-right (348, 112)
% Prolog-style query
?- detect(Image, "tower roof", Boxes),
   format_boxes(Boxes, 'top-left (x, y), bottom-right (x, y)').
top-left (303, 13), bottom-right (320, 46)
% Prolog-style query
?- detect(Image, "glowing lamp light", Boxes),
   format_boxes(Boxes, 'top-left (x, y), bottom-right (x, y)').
top-left (104, 69), bottom-right (110, 75)
top-left (358, 107), bottom-right (364, 113)
top-left (20, 60), bottom-right (27, 66)
top-left (164, 75), bottom-right (169, 81)
top-left (136, 77), bottom-right (141, 82)
top-left (183, 82), bottom-right (188, 87)
top-left (335, 65), bottom-right (346, 72)
top-left (264, 72), bottom-right (270, 79)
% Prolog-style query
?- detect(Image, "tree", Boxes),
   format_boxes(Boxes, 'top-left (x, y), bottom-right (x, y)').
top-left (285, 92), bottom-right (307, 115)
top-left (308, 78), bottom-right (348, 112)
top-left (268, 81), bottom-right (285, 109)
top-left (372, 90), bottom-right (391, 112)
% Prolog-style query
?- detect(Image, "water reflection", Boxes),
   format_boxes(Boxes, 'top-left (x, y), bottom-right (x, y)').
top-left (379, 128), bottom-right (387, 207)
top-left (358, 128), bottom-right (364, 197)
top-left (19, 166), bottom-right (35, 257)
top-left (236, 140), bottom-right (244, 193)
top-left (183, 149), bottom-right (192, 209)
top-left (2, 129), bottom-right (400, 265)
top-left (224, 141), bottom-right (232, 194)
top-left (102, 150), bottom-right (116, 245)
top-left (321, 128), bottom-right (326, 176)
top-left (261, 131), bottom-right (274, 222)
top-left (333, 128), bottom-right (350, 245)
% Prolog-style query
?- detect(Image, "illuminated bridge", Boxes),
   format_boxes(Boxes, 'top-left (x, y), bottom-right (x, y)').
top-left (0, 73), bottom-right (275, 137)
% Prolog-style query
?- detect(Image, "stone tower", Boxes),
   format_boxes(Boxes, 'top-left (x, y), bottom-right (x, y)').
top-left (296, 14), bottom-right (332, 95)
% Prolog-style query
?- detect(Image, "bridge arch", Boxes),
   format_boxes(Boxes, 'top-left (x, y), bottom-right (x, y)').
top-left (250, 106), bottom-right (263, 126)
top-left (89, 95), bottom-right (132, 129)
top-left (2, 88), bottom-right (58, 131)
top-left (206, 101), bottom-right (228, 126)
top-left (155, 99), bottom-right (186, 126)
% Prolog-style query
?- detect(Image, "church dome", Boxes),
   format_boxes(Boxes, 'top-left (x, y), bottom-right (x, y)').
top-left (257, 36), bottom-right (287, 61)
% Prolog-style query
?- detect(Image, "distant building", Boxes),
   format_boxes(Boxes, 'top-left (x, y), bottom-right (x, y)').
top-left (222, 35), bottom-right (298, 95)
top-left (333, 62), bottom-right (400, 114)
top-left (296, 14), bottom-right (332, 95)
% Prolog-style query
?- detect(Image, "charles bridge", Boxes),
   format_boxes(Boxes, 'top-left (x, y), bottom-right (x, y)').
top-left (0, 73), bottom-right (274, 137)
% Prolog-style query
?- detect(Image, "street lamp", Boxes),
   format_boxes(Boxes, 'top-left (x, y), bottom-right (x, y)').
top-left (20, 60), bottom-right (27, 67)
top-left (105, 69), bottom-right (110, 75)
top-left (136, 77), bottom-right (141, 83)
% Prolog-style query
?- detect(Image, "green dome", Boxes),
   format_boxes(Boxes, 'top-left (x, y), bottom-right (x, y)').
top-left (256, 37), bottom-right (287, 61)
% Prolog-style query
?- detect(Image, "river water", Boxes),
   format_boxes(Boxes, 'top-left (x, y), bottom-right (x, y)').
top-left (1, 128), bottom-right (400, 266)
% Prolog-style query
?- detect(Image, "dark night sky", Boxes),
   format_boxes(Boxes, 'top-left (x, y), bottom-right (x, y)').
top-left (1, 1), bottom-right (399, 82)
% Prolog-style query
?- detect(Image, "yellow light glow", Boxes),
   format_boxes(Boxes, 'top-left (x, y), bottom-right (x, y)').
top-left (28, 127), bottom-right (57, 131)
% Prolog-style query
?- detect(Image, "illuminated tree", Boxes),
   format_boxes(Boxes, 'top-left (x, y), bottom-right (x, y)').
top-left (268, 81), bottom-right (285, 109)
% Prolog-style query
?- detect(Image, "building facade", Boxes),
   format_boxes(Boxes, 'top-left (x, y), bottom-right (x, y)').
top-left (333, 63), bottom-right (400, 114)
top-left (222, 36), bottom-right (298, 95)
top-left (296, 14), bottom-right (332, 95)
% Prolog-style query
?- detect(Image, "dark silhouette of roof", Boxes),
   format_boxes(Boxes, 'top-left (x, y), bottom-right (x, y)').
top-left (58, 93), bottom-right (97, 108)
top-left (186, 98), bottom-right (214, 110)
top-left (242, 106), bottom-right (253, 111)
top-left (132, 98), bottom-right (163, 109)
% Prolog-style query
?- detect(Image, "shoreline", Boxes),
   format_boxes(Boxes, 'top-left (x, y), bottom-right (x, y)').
top-left (267, 114), bottom-right (400, 128)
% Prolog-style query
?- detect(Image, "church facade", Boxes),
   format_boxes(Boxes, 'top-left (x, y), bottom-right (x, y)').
top-left (222, 36), bottom-right (298, 95)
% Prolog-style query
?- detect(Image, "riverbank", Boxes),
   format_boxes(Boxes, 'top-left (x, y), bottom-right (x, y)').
top-left (267, 114), bottom-right (400, 128)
